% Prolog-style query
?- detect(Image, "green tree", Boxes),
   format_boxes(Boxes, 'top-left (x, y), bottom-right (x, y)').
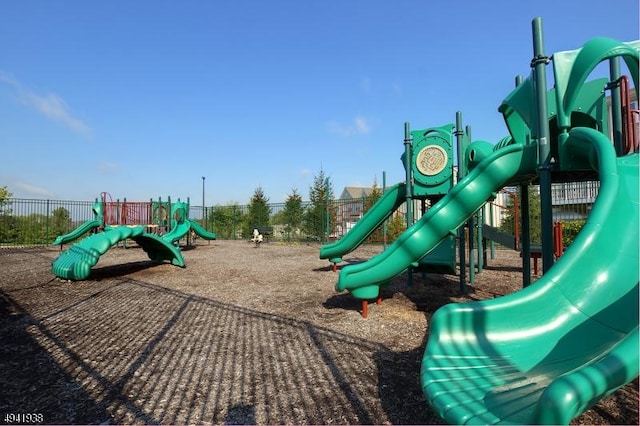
top-left (0, 186), bottom-right (13, 215)
top-left (243, 186), bottom-right (271, 237)
top-left (559, 219), bottom-right (586, 249)
top-left (51, 207), bottom-right (72, 238)
top-left (209, 203), bottom-right (245, 239)
top-left (281, 188), bottom-right (304, 241)
top-left (499, 186), bottom-right (542, 245)
top-left (364, 179), bottom-right (384, 243)
top-left (386, 211), bottom-right (407, 243)
top-left (304, 169), bottom-right (336, 241)
top-left (18, 214), bottom-right (49, 245)
top-left (0, 186), bottom-right (14, 244)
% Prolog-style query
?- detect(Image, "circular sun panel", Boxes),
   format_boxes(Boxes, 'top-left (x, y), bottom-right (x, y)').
top-left (416, 144), bottom-right (448, 176)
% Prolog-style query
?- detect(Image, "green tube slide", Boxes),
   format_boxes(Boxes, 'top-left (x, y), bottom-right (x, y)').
top-left (319, 182), bottom-right (407, 263)
top-left (421, 128), bottom-right (639, 424)
top-left (52, 225), bottom-right (185, 280)
top-left (190, 221), bottom-right (216, 240)
top-left (52, 219), bottom-right (102, 246)
top-left (336, 142), bottom-right (537, 300)
top-left (161, 220), bottom-right (192, 244)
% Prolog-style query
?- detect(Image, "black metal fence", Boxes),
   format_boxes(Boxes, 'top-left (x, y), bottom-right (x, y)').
top-left (0, 181), bottom-right (598, 249)
top-left (0, 197), bottom-right (391, 247)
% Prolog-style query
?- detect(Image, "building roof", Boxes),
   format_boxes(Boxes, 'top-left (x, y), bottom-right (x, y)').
top-left (339, 186), bottom-right (373, 200)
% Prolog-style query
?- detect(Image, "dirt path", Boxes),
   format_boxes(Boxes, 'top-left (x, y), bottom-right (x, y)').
top-left (0, 240), bottom-right (637, 424)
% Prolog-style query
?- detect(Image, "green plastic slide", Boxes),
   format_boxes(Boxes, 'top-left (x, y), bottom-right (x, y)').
top-left (161, 220), bottom-right (192, 244)
top-left (52, 219), bottom-right (102, 246)
top-left (336, 141), bottom-right (537, 300)
top-left (52, 225), bottom-right (185, 280)
top-left (190, 220), bottom-right (217, 240)
top-left (320, 183), bottom-right (406, 263)
top-left (421, 128), bottom-right (639, 424)
top-left (161, 220), bottom-right (216, 244)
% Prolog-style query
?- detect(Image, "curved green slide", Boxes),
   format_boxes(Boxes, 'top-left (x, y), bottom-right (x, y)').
top-left (52, 219), bottom-right (102, 246)
top-left (161, 220), bottom-right (217, 244)
top-left (320, 183), bottom-right (406, 263)
top-left (190, 220), bottom-right (217, 240)
top-left (421, 128), bottom-right (639, 424)
top-left (162, 220), bottom-right (192, 244)
top-left (52, 225), bottom-right (185, 280)
top-left (336, 141), bottom-right (537, 300)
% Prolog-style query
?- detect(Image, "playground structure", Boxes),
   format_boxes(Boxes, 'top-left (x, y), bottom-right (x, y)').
top-left (51, 193), bottom-right (216, 281)
top-left (326, 18), bottom-right (638, 425)
top-left (320, 123), bottom-right (458, 275)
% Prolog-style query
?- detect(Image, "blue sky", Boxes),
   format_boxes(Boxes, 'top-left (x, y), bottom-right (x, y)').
top-left (1, 1), bottom-right (638, 205)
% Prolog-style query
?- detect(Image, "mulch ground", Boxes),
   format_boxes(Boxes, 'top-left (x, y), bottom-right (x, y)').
top-left (0, 239), bottom-right (637, 425)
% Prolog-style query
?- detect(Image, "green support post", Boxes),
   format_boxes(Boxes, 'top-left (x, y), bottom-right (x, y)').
top-left (403, 122), bottom-right (414, 225)
top-left (512, 74), bottom-right (532, 286)
top-left (404, 122), bottom-right (414, 287)
top-left (382, 171), bottom-right (388, 250)
top-left (489, 200), bottom-right (495, 259)
top-left (466, 124), bottom-right (475, 284)
top-left (531, 17), bottom-right (554, 273)
top-left (477, 206), bottom-right (483, 274)
top-left (167, 196), bottom-right (172, 232)
top-left (325, 177), bottom-right (330, 243)
top-left (521, 185), bottom-right (532, 286)
top-left (609, 57), bottom-right (624, 156)
top-left (455, 112), bottom-right (466, 293)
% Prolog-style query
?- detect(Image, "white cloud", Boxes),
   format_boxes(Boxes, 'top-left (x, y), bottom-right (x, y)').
top-left (327, 116), bottom-right (372, 137)
top-left (354, 116), bottom-right (370, 133)
top-left (361, 77), bottom-right (372, 93)
top-left (13, 181), bottom-right (55, 198)
top-left (96, 161), bottom-right (122, 174)
top-left (0, 71), bottom-right (93, 139)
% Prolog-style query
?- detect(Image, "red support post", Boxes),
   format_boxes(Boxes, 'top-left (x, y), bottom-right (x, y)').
top-left (553, 221), bottom-right (564, 259)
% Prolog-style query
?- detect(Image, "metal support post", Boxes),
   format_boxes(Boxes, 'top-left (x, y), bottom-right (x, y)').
top-left (531, 17), bottom-right (554, 273)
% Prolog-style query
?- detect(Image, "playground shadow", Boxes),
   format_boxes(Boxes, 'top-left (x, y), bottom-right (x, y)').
top-left (0, 290), bottom-right (111, 424)
top-left (323, 292), bottom-right (364, 312)
top-left (91, 260), bottom-right (163, 280)
top-left (313, 257), bottom-right (371, 272)
top-left (1, 275), bottom-right (438, 424)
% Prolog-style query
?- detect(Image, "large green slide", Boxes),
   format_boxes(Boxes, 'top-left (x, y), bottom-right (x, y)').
top-left (336, 141), bottom-right (538, 300)
top-left (52, 225), bottom-right (185, 280)
top-left (319, 182), bottom-right (406, 263)
top-left (421, 128), bottom-right (639, 424)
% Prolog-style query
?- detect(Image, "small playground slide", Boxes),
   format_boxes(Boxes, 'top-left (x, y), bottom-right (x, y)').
top-left (336, 142), bottom-right (537, 300)
top-left (189, 221), bottom-right (217, 240)
top-left (161, 220), bottom-right (192, 244)
top-left (52, 225), bottom-right (185, 280)
top-left (320, 183), bottom-right (406, 263)
top-left (421, 128), bottom-right (639, 424)
top-left (52, 219), bottom-right (102, 246)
